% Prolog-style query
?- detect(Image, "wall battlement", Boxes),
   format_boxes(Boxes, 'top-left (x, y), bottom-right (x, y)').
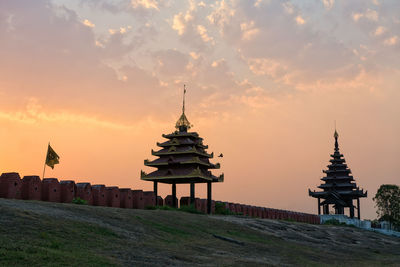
top-left (0, 172), bottom-right (320, 224)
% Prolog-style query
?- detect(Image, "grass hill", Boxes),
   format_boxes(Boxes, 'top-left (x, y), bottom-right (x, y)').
top-left (0, 198), bottom-right (399, 266)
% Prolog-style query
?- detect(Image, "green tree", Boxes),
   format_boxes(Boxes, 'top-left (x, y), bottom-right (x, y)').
top-left (373, 184), bottom-right (400, 228)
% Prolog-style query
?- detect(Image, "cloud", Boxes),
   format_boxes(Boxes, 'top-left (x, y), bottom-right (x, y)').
top-left (82, 19), bottom-right (95, 28)
top-left (247, 58), bottom-right (289, 82)
top-left (0, 98), bottom-right (174, 134)
top-left (321, 0), bottom-right (335, 10)
top-left (196, 25), bottom-right (213, 43)
top-left (108, 26), bottom-right (131, 35)
top-left (170, 4), bottom-right (216, 51)
top-left (131, 0), bottom-right (159, 10)
top-left (0, 98), bottom-right (133, 129)
top-left (352, 8), bottom-right (378, 22)
top-left (295, 15), bottom-right (306, 25)
top-left (384, 35), bottom-right (398, 46)
top-left (373, 26), bottom-right (386, 36)
top-left (240, 21), bottom-right (259, 41)
top-left (172, 11), bottom-right (193, 35)
top-left (282, 2), bottom-right (295, 14)
top-left (0, 0), bottom-right (172, 120)
top-left (372, 0), bottom-right (380, 6)
top-left (207, 0), bottom-right (236, 34)
top-left (1, 0), bottom-right (399, 119)
top-left (189, 51), bottom-right (200, 59)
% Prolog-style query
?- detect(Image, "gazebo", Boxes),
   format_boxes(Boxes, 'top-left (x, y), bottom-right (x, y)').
top-left (141, 87), bottom-right (223, 213)
top-left (309, 130), bottom-right (367, 219)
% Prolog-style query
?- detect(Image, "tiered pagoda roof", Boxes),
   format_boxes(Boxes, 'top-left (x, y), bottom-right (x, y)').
top-left (309, 130), bottom-right (367, 206)
top-left (141, 93), bottom-right (223, 185)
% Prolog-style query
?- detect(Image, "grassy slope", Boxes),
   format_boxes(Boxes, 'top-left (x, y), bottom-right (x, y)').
top-left (0, 199), bottom-right (399, 266)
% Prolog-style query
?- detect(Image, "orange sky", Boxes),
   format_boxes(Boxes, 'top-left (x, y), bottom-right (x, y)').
top-left (1, 0), bottom-right (399, 219)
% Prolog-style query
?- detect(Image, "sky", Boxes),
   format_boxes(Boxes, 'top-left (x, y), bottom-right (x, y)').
top-left (0, 0), bottom-right (399, 219)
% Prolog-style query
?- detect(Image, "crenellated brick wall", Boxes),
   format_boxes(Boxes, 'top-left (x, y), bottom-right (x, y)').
top-left (0, 172), bottom-right (320, 224)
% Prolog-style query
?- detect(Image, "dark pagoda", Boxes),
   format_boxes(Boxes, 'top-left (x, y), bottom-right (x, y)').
top-left (141, 86), bottom-right (224, 213)
top-left (308, 130), bottom-right (367, 219)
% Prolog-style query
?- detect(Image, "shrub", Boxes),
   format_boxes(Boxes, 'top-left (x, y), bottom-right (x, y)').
top-left (214, 202), bottom-right (232, 215)
top-left (72, 197), bottom-right (87, 205)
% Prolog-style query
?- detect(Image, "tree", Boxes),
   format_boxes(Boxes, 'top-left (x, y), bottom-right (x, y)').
top-left (373, 184), bottom-right (400, 228)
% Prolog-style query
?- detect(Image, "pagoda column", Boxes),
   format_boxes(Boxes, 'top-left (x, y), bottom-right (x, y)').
top-left (190, 183), bottom-right (195, 205)
top-left (153, 181), bottom-right (158, 201)
top-left (357, 198), bottom-right (360, 219)
top-left (323, 204), bottom-right (329, 215)
top-left (207, 181), bottom-right (212, 214)
top-left (317, 198), bottom-right (321, 215)
top-left (172, 182), bottom-right (177, 208)
top-left (350, 204), bottom-right (354, 218)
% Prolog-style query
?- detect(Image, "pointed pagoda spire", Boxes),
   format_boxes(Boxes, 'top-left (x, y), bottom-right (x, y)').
top-left (182, 84), bottom-right (186, 114)
top-left (175, 84), bottom-right (192, 132)
top-left (334, 129), bottom-right (339, 152)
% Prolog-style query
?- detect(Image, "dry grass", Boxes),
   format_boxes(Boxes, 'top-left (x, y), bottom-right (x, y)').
top-left (0, 198), bottom-right (399, 266)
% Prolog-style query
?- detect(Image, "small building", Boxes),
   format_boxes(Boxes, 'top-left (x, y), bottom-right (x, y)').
top-left (132, 190), bottom-right (144, 209)
top-left (120, 188), bottom-right (133, 209)
top-left (308, 130), bottom-right (367, 219)
top-left (76, 183), bottom-right (93, 205)
top-left (92, 184), bottom-right (107, 206)
top-left (143, 191), bottom-right (156, 207)
top-left (42, 178), bottom-right (61, 202)
top-left (106, 186), bottom-right (120, 208)
top-left (21, 175), bottom-right (41, 200)
top-left (60, 180), bottom-right (76, 203)
top-left (141, 88), bottom-right (223, 214)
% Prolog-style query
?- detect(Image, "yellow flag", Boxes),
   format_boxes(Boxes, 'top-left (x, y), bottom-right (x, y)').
top-left (46, 144), bottom-right (60, 169)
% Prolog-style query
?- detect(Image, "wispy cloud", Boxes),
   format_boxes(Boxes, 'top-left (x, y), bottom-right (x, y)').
top-left (321, 0), bottom-right (335, 10)
top-left (0, 98), bottom-right (171, 131)
top-left (131, 0), bottom-right (159, 10)
top-left (82, 19), bottom-right (95, 28)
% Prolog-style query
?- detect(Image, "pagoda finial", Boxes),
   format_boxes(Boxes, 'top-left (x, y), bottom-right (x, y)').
top-left (176, 84), bottom-right (192, 132)
top-left (334, 121), bottom-right (339, 151)
top-left (183, 84), bottom-right (186, 114)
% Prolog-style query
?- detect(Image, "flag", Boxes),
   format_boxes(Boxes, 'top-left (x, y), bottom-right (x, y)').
top-left (46, 144), bottom-right (60, 169)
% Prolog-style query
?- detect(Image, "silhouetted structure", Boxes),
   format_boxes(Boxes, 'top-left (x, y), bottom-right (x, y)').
top-left (0, 171), bottom-right (321, 223)
top-left (141, 86), bottom-right (223, 213)
top-left (309, 130), bottom-right (367, 219)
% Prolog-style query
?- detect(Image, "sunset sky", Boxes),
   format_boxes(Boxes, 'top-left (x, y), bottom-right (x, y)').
top-left (1, 0), bottom-right (399, 219)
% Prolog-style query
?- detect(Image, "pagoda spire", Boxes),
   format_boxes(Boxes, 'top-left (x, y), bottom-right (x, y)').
top-left (334, 128), bottom-right (339, 152)
top-left (182, 84), bottom-right (186, 114)
top-left (175, 84), bottom-right (192, 132)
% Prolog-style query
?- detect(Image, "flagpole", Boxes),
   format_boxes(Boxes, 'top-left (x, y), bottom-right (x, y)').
top-left (42, 142), bottom-right (49, 180)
